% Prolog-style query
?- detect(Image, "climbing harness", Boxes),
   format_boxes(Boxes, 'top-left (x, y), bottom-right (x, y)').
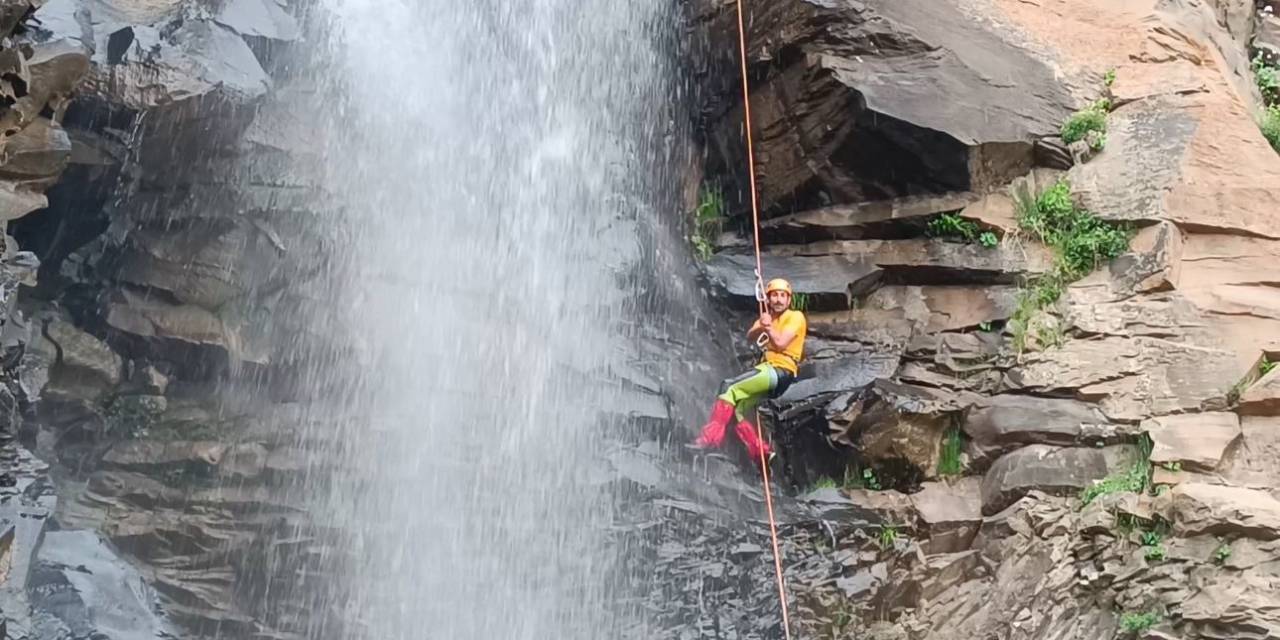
top-left (732, 0), bottom-right (794, 635)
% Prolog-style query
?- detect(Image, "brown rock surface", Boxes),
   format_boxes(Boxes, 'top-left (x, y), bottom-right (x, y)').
top-left (1239, 369), bottom-right (1280, 416)
top-left (980, 444), bottom-right (1139, 515)
top-left (910, 478), bottom-right (983, 554)
top-left (694, 0), bottom-right (1280, 636)
top-left (1219, 417), bottom-right (1280, 491)
top-left (1144, 412), bottom-right (1241, 471)
top-left (964, 394), bottom-right (1114, 453)
top-left (1160, 483), bottom-right (1280, 539)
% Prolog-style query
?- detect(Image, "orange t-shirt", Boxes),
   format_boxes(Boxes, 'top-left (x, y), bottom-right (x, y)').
top-left (752, 309), bottom-right (807, 375)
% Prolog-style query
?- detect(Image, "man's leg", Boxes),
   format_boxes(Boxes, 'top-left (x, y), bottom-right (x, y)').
top-left (694, 365), bottom-right (771, 448)
top-left (721, 366), bottom-right (778, 462)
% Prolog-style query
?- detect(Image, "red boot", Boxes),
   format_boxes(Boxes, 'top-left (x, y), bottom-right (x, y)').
top-left (694, 399), bottom-right (736, 448)
top-left (734, 419), bottom-right (773, 463)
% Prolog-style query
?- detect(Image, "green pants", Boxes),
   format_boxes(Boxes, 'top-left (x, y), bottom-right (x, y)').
top-left (717, 364), bottom-right (783, 422)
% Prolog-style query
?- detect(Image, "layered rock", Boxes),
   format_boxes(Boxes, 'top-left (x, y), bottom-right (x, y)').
top-left (16, 0), bottom-right (342, 389)
top-left (690, 0), bottom-right (1280, 637)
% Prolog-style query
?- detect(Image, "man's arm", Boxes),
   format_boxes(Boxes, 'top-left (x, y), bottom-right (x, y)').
top-left (764, 326), bottom-right (797, 350)
top-left (751, 313), bottom-right (798, 349)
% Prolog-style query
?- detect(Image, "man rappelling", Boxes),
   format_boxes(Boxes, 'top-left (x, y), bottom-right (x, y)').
top-left (693, 277), bottom-right (807, 467)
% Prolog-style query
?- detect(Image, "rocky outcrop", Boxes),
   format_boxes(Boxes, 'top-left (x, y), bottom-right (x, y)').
top-left (691, 0), bottom-right (1280, 637)
top-left (693, 0), bottom-right (1075, 216)
top-left (16, 0), bottom-right (338, 388)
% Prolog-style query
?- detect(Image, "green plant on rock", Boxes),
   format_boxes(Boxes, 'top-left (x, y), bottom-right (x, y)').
top-left (1159, 461), bottom-right (1182, 472)
top-left (877, 524), bottom-right (899, 550)
top-left (691, 185), bottom-right (725, 261)
top-left (938, 427), bottom-right (965, 476)
top-left (1261, 354), bottom-right (1277, 376)
top-left (1253, 54), bottom-right (1280, 152)
top-left (811, 476), bottom-right (838, 491)
top-left (1061, 100), bottom-right (1110, 146)
top-left (1009, 179), bottom-right (1134, 353)
top-left (1264, 105), bottom-right (1280, 153)
top-left (1214, 540), bottom-right (1232, 564)
top-left (978, 231), bottom-right (999, 248)
top-left (927, 212), bottom-right (981, 243)
top-left (1144, 544), bottom-right (1166, 562)
top-left (1080, 434), bottom-right (1153, 506)
top-left (1104, 68), bottom-right (1117, 88)
top-left (977, 321), bottom-right (993, 332)
top-left (860, 467), bottom-right (882, 491)
top-left (1140, 529), bottom-right (1165, 562)
top-left (1254, 53), bottom-right (1280, 107)
top-left (790, 291), bottom-right (809, 312)
top-left (1119, 611), bottom-right (1161, 635)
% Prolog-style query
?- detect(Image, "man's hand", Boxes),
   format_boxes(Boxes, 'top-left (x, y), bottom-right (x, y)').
top-left (759, 311), bottom-right (773, 328)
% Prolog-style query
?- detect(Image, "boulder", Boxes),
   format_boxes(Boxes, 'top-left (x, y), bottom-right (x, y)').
top-left (0, 118), bottom-right (73, 182)
top-left (701, 0), bottom-right (1073, 212)
top-left (861, 285), bottom-right (1018, 334)
top-left (963, 394), bottom-right (1115, 457)
top-left (113, 222), bottom-right (249, 309)
top-left (1254, 13), bottom-right (1280, 60)
top-left (980, 444), bottom-right (1139, 515)
top-left (0, 0), bottom-right (33, 36)
top-left (1159, 483), bottom-right (1280, 540)
top-left (0, 180), bottom-right (49, 222)
top-left (776, 338), bottom-right (899, 405)
top-left (218, 442), bottom-right (268, 479)
top-left (1180, 574), bottom-right (1280, 640)
top-left (830, 380), bottom-right (974, 480)
top-left (1142, 412), bottom-right (1241, 471)
top-left (27, 530), bottom-right (170, 640)
top-left (910, 478), bottom-right (983, 554)
top-left (214, 0), bottom-right (300, 41)
top-left (74, 19), bottom-right (270, 109)
top-left (44, 316), bottom-right (122, 399)
top-left (1239, 368), bottom-right (1280, 416)
top-left (1005, 336), bottom-right (1239, 422)
top-left (1219, 417), bottom-right (1280, 489)
top-left (6, 39), bottom-right (90, 134)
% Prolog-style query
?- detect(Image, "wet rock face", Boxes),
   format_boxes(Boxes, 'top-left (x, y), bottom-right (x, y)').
top-left (11, 0), bottom-right (333, 389)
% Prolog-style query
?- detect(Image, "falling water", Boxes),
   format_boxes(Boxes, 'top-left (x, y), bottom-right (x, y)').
top-left (292, 0), bottom-right (688, 637)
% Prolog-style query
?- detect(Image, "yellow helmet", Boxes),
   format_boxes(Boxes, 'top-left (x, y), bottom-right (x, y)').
top-left (765, 278), bottom-right (792, 296)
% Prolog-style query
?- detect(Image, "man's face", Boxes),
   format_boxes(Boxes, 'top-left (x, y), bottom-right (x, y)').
top-left (767, 290), bottom-right (790, 314)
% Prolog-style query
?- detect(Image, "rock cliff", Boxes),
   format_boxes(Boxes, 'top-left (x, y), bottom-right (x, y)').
top-left (0, 0), bottom-right (1278, 637)
top-left (685, 0), bottom-right (1280, 637)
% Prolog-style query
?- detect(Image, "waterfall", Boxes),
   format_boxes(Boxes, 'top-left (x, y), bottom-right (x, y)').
top-left (292, 0), bottom-right (689, 636)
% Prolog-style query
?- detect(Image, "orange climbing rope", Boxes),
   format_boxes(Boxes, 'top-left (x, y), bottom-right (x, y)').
top-left (731, 0), bottom-right (794, 636)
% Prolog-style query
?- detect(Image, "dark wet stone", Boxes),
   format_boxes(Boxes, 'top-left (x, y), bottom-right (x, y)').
top-left (215, 0), bottom-right (300, 41)
top-left (29, 529), bottom-right (171, 639)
